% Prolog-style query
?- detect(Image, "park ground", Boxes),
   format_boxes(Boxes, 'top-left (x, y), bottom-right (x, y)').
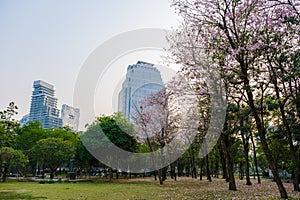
top-left (0, 177), bottom-right (300, 200)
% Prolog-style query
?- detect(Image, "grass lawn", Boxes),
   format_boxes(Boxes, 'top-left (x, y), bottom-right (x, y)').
top-left (0, 177), bottom-right (299, 200)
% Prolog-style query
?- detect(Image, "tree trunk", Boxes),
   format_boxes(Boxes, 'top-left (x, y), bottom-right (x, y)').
top-left (222, 132), bottom-right (237, 191)
top-left (24, 165), bottom-right (28, 178)
top-left (206, 154), bottom-right (212, 182)
top-left (240, 119), bottom-right (252, 185)
top-left (277, 90), bottom-right (299, 191)
top-left (214, 158), bottom-right (219, 178)
top-left (109, 168), bottom-right (113, 182)
top-left (50, 168), bottom-right (55, 179)
top-left (239, 162), bottom-right (243, 180)
top-left (2, 163), bottom-right (7, 182)
top-left (191, 153), bottom-right (197, 179)
top-left (268, 56), bottom-right (300, 191)
top-left (41, 165), bottom-right (45, 179)
top-left (244, 150), bottom-right (252, 185)
top-left (174, 166), bottom-right (177, 181)
top-left (162, 167), bottom-right (167, 181)
top-left (250, 130), bottom-right (261, 184)
top-left (170, 164), bottom-right (174, 180)
top-left (171, 163), bottom-right (177, 181)
top-left (218, 142), bottom-right (228, 180)
top-left (243, 75), bottom-right (288, 198)
top-left (158, 169), bottom-right (163, 185)
top-left (200, 159), bottom-right (204, 181)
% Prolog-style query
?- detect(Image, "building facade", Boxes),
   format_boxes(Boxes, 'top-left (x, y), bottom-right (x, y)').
top-left (118, 61), bottom-right (164, 121)
top-left (61, 104), bottom-right (80, 131)
top-left (20, 114), bottom-right (30, 126)
top-left (29, 80), bottom-right (62, 128)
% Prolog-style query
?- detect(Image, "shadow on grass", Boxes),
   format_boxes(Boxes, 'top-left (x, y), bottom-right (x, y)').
top-left (0, 191), bottom-right (47, 200)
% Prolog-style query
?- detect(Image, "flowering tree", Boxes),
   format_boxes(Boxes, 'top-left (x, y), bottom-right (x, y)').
top-left (133, 72), bottom-right (208, 184)
top-left (169, 0), bottom-right (299, 198)
top-left (261, 3), bottom-right (300, 191)
top-left (133, 85), bottom-right (182, 184)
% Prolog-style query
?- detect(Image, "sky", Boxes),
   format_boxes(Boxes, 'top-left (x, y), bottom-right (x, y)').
top-left (0, 0), bottom-right (180, 129)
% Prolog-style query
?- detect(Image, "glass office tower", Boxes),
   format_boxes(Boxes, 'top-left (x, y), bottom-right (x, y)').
top-left (118, 61), bottom-right (164, 121)
top-left (29, 80), bottom-right (62, 128)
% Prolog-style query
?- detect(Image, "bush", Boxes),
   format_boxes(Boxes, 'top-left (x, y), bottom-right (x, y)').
top-left (38, 180), bottom-right (46, 184)
top-left (48, 179), bottom-right (55, 184)
top-left (38, 179), bottom-right (55, 184)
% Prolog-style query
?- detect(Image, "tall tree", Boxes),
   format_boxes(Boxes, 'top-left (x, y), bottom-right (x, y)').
top-left (15, 121), bottom-right (46, 154)
top-left (0, 147), bottom-right (28, 182)
top-left (236, 104), bottom-right (252, 185)
top-left (0, 102), bottom-right (19, 148)
top-left (29, 138), bottom-right (75, 179)
top-left (263, 17), bottom-right (300, 190)
top-left (0, 102), bottom-right (18, 121)
top-left (82, 113), bottom-right (138, 181)
top-left (134, 88), bottom-right (182, 184)
top-left (169, 0), bottom-right (299, 197)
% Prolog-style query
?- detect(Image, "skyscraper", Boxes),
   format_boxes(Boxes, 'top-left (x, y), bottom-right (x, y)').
top-left (118, 61), bottom-right (164, 121)
top-left (20, 114), bottom-right (30, 127)
top-left (61, 104), bottom-right (80, 131)
top-left (29, 80), bottom-right (62, 128)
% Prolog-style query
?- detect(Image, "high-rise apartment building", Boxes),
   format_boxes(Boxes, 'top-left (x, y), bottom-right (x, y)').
top-left (29, 80), bottom-right (62, 128)
top-left (61, 104), bottom-right (80, 131)
top-left (118, 61), bottom-right (164, 121)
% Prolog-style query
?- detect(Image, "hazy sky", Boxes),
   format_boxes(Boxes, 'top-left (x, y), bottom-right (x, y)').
top-left (0, 0), bottom-right (180, 128)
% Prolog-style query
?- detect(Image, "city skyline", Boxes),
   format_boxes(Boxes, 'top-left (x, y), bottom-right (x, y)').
top-left (24, 80), bottom-right (80, 130)
top-left (0, 0), bottom-right (180, 127)
top-left (18, 59), bottom-right (176, 131)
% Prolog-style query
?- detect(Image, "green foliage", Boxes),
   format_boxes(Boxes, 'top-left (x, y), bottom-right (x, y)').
top-left (38, 179), bottom-right (55, 184)
top-left (83, 112), bottom-right (138, 153)
top-left (15, 121), bottom-right (46, 153)
top-left (0, 102), bottom-right (20, 148)
top-left (38, 180), bottom-right (46, 184)
top-left (0, 146), bottom-right (28, 181)
top-left (75, 140), bottom-right (99, 168)
top-left (29, 138), bottom-right (75, 174)
top-left (267, 128), bottom-right (291, 170)
top-left (0, 102), bottom-right (18, 120)
top-left (46, 127), bottom-right (79, 147)
top-left (16, 124), bottom-right (80, 175)
top-left (136, 143), bottom-right (151, 153)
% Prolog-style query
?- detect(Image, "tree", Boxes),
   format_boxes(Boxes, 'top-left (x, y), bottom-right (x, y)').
top-left (75, 141), bottom-right (99, 176)
top-left (260, 3), bottom-right (300, 189)
top-left (133, 82), bottom-right (187, 184)
top-left (0, 102), bottom-right (18, 121)
top-left (15, 121), bottom-right (47, 154)
top-left (221, 103), bottom-right (237, 190)
top-left (0, 102), bottom-right (19, 148)
top-left (0, 147), bottom-right (28, 182)
top-left (82, 113), bottom-right (138, 181)
top-left (95, 113), bottom-right (138, 152)
top-left (169, 0), bottom-right (299, 197)
top-left (46, 127), bottom-right (79, 147)
top-left (29, 138), bottom-right (75, 179)
top-left (16, 124), bottom-right (79, 176)
top-left (236, 104), bottom-right (252, 185)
